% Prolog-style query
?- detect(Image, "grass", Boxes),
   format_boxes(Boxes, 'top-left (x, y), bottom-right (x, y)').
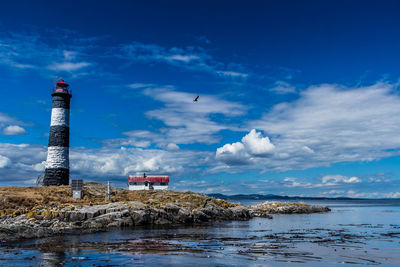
top-left (0, 182), bottom-right (239, 214)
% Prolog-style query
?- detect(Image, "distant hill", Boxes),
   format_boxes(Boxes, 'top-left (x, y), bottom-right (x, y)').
top-left (207, 193), bottom-right (400, 201)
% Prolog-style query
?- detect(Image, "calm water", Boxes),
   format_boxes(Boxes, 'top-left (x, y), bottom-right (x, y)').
top-left (1, 199), bottom-right (400, 266)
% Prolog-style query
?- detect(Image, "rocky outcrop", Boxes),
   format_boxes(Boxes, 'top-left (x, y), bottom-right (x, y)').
top-left (0, 201), bottom-right (254, 242)
top-left (249, 201), bottom-right (330, 215)
top-left (0, 184), bottom-right (330, 243)
top-left (0, 200), bottom-right (330, 243)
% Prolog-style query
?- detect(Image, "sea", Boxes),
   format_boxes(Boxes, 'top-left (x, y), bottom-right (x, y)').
top-left (1, 199), bottom-right (399, 266)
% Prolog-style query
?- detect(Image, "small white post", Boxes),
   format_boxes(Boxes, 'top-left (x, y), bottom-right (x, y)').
top-left (106, 181), bottom-right (110, 201)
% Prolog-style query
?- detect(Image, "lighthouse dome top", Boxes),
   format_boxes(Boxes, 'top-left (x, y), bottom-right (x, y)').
top-left (53, 79), bottom-right (71, 95)
top-left (56, 80), bottom-right (69, 88)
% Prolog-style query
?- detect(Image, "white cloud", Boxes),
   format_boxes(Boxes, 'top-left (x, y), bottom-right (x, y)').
top-left (127, 83), bottom-right (155, 89)
top-left (62, 50), bottom-right (78, 60)
top-left (165, 54), bottom-right (200, 63)
top-left (47, 61), bottom-right (91, 72)
top-left (242, 129), bottom-right (275, 156)
top-left (0, 31), bottom-right (95, 77)
top-left (282, 177), bottom-right (315, 188)
top-left (106, 85), bottom-right (247, 148)
top-left (321, 175), bottom-right (361, 184)
top-left (302, 146), bottom-right (314, 154)
top-left (0, 155), bottom-right (11, 168)
top-left (166, 143), bottom-right (180, 150)
top-left (216, 142), bottom-right (248, 165)
top-left (69, 146), bottom-right (210, 181)
top-left (216, 70), bottom-right (248, 78)
top-left (270, 81), bottom-right (296, 94)
top-left (141, 86), bottom-right (246, 145)
top-left (257, 174), bottom-right (400, 198)
top-left (383, 192), bottom-right (400, 198)
top-left (276, 175), bottom-right (362, 189)
top-left (172, 179), bottom-right (231, 194)
top-left (0, 112), bottom-right (23, 126)
top-left (0, 143), bottom-right (47, 184)
top-left (321, 190), bottom-right (400, 199)
top-left (234, 81), bottom-right (400, 172)
top-left (2, 125), bottom-right (26, 135)
top-left (320, 190), bottom-right (345, 196)
top-left (120, 42), bottom-right (248, 78)
top-left (216, 129), bottom-right (275, 165)
top-left (0, 142), bottom-right (213, 186)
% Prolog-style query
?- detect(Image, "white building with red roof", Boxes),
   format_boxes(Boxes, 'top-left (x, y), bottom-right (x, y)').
top-left (128, 173), bottom-right (169, 191)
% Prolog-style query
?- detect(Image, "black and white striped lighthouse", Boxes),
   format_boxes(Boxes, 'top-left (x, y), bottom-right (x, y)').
top-left (43, 80), bottom-right (72, 186)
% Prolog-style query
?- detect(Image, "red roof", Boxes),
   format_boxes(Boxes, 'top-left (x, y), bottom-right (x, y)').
top-left (56, 80), bottom-right (69, 88)
top-left (129, 175), bottom-right (169, 183)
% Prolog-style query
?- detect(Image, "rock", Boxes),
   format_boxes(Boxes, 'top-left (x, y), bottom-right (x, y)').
top-left (0, 193), bottom-right (330, 243)
top-left (249, 201), bottom-right (330, 215)
top-left (163, 203), bottom-right (180, 215)
top-left (229, 206), bottom-right (252, 220)
top-left (192, 209), bottom-right (211, 222)
top-left (176, 207), bottom-right (192, 223)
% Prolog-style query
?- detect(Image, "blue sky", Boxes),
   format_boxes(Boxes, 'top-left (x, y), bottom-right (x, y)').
top-left (1, 0), bottom-right (400, 198)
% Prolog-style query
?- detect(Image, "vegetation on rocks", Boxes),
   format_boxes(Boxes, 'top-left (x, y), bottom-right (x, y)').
top-left (0, 182), bottom-right (330, 242)
top-left (0, 182), bottom-right (238, 212)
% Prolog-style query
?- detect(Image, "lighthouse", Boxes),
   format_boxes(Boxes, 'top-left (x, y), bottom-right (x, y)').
top-left (43, 80), bottom-right (72, 186)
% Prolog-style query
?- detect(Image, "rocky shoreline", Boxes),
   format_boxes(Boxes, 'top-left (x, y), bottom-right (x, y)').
top-left (0, 183), bottom-right (330, 242)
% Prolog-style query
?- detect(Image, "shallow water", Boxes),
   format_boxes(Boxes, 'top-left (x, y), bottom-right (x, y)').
top-left (1, 199), bottom-right (400, 266)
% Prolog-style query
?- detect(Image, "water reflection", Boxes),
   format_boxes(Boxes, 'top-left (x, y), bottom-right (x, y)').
top-left (40, 251), bottom-right (66, 267)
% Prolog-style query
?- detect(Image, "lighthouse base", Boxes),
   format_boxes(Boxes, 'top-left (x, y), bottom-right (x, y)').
top-left (43, 168), bottom-right (69, 186)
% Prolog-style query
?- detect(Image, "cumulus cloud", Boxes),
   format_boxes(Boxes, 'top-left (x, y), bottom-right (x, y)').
top-left (242, 129), bottom-right (275, 156)
top-left (2, 125), bottom-right (26, 135)
top-left (216, 129), bottom-right (275, 165)
top-left (224, 81), bottom-right (400, 173)
top-left (216, 142), bottom-right (248, 165)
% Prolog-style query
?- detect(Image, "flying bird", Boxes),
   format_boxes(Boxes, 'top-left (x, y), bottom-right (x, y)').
top-left (193, 95), bottom-right (199, 102)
